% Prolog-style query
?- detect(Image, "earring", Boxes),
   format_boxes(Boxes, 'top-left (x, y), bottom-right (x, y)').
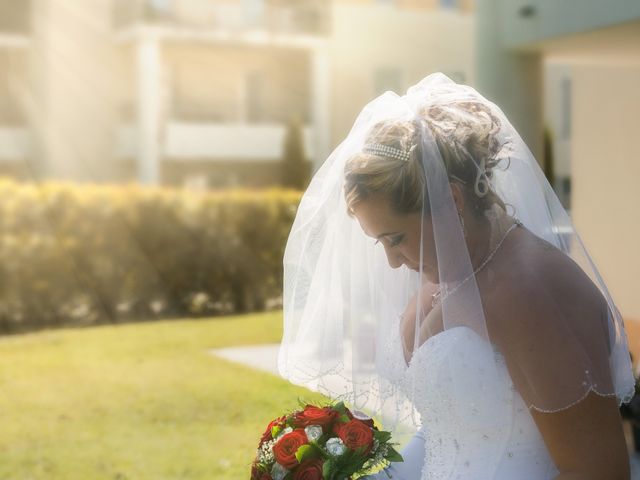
top-left (458, 210), bottom-right (467, 238)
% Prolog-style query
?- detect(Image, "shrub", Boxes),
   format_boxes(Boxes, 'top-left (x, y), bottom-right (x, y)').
top-left (0, 178), bottom-right (301, 333)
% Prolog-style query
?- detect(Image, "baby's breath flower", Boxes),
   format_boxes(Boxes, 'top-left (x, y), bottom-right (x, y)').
top-left (257, 439), bottom-right (276, 464)
top-left (371, 438), bottom-right (380, 454)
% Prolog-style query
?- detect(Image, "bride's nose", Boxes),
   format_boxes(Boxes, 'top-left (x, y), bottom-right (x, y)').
top-left (383, 246), bottom-right (404, 269)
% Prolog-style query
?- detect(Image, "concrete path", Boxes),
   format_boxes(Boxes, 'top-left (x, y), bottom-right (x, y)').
top-left (210, 343), bottom-right (281, 376)
top-left (210, 343), bottom-right (640, 478)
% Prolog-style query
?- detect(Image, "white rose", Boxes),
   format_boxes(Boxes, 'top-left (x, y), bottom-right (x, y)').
top-left (271, 462), bottom-right (289, 480)
top-left (304, 425), bottom-right (323, 442)
top-left (352, 410), bottom-right (373, 422)
top-left (325, 437), bottom-right (347, 457)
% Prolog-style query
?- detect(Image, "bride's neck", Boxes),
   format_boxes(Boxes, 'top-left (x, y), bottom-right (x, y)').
top-left (465, 204), bottom-right (512, 271)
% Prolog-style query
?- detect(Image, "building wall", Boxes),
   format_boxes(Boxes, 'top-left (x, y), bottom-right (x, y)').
top-left (7, 0), bottom-right (474, 185)
top-left (28, 0), bottom-right (118, 181)
top-left (570, 62), bottom-right (640, 352)
top-left (500, 0), bottom-right (640, 50)
top-left (328, 3), bottom-right (474, 147)
top-left (0, 50), bottom-right (27, 125)
top-left (543, 61), bottom-right (572, 208)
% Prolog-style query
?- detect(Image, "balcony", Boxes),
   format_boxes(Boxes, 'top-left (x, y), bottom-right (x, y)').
top-left (116, 122), bottom-right (314, 161)
top-left (164, 122), bottom-right (314, 160)
top-left (112, 0), bottom-right (329, 37)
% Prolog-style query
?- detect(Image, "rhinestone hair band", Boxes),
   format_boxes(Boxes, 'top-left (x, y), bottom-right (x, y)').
top-left (363, 143), bottom-right (413, 162)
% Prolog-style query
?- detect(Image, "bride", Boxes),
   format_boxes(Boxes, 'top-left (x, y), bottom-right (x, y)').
top-left (277, 73), bottom-right (635, 479)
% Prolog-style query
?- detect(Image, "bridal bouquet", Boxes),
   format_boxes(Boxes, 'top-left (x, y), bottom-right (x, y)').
top-left (250, 401), bottom-right (403, 480)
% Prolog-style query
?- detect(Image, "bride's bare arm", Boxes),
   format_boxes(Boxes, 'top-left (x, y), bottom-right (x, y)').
top-left (533, 393), bottom-right (629, 480)
top-left (490, 256), bottom-right (630, 480)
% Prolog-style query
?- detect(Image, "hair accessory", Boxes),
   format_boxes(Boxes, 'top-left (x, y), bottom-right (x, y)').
top-left (363, 143), bottom-right (413, 162)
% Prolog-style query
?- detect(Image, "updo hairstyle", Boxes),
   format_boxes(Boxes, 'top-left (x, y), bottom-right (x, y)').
top-left (344, 101), bottom-right (510, 219)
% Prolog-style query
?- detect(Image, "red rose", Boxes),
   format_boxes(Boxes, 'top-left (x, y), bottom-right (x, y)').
top-left (272, 429), bottom-right (308, 469)
top-left (293, 458), bottom-right (324, 480)
top-left (350, 410), bottom-right (376, 429)
top-left (335, 419), bottom-right (374, 455)
top-left (293, 405), bottom-right (339, 429)
top-left (250, 462), bottom-right (272, 480)
top-left (332, 420), bottom-right (345, 437)
top-left (260, 415), bottom-right (286, 444)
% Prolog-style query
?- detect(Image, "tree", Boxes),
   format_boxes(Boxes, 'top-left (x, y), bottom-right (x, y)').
top-left (281, 118), bottom-right (310, 189)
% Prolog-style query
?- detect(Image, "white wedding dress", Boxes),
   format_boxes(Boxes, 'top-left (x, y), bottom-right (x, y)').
top-left (366, 326), bottom-right (559, 480)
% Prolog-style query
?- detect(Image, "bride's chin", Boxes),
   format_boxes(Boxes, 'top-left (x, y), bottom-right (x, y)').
top-left (425, 266), bottom-right (440, 283)
top-left (416, 265), bottom-right (439, 283)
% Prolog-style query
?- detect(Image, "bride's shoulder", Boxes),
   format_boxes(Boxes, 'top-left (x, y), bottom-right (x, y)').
top-left (497, 226), bottom-right (601, 302)
top-left (486, 227), bottom-right (607, 347)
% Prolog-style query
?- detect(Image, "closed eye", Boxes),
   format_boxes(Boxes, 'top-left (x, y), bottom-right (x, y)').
top-left (374, 235), bottom-right (404, 247)
top-left (390, 235), bottom-right (404, 247)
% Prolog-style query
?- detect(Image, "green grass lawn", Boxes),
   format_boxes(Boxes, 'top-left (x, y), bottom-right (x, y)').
top-left (0, 312), bottom-right (327, 479)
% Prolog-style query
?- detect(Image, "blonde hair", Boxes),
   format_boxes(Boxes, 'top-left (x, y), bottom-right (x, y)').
top-left (343, 101), bottom-right (509, 217)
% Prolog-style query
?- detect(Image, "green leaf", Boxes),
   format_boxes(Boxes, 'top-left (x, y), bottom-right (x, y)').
top-left (385, 446), bottom-right (404, 463)
top-left (373, 430), bottom-right (391, 443)
top-left (271, 425), bottom-right (282, 438)
top-left (338, 414), bottom-right (350, 423)
top-left (295, 444), bottom-right (316, 463)
top-left (332, 401), bottom-right (346, 414)
top-left (297, 396), bottom-right (310, 409)
top-left (323, 459), bottom-right (335, 479)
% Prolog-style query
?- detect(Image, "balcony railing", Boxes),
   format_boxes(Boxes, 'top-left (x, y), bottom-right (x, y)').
top-left (112, 0), bottom-right (329, 36)
top-left (164, 121), bottom-right (314, 160)
top-left (116, 121), bottom-right (314, 161)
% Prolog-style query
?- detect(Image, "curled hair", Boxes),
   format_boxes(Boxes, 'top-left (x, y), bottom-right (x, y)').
top-left (344, 101), bottom-right (510, 218)
top-left (344, 120), bottom-right (424, 216)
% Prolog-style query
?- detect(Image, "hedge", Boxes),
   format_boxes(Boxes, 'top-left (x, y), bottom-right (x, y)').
top-left (0, 178), bottom-right (302, 333)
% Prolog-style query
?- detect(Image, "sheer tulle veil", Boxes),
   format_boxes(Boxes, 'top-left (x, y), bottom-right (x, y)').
top-left (277, 73), bottom-right (634, 441)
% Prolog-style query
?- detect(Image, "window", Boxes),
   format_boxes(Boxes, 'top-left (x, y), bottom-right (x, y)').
top-left (560, 76), bottom-right (571, 140)
top-left (146, 0), bottom-right (171, 21)
top-left (246, 71), bottom-right (265, 123)
top-left (243, 0), bottom-right (264, 25)
top-left (148, 0), bottom-right (171, 12)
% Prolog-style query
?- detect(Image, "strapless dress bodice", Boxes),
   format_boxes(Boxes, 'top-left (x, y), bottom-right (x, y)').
top-left (398, 326), bottom-right (559, 480)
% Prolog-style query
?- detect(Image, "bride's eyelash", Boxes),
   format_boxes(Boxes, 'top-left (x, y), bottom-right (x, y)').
top-left (374, 235), bottom-right (404, 247)
top-left (390, 235), bottom-right (404, 247)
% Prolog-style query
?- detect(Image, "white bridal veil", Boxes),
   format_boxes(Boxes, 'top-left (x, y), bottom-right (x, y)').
top-left (277, 73), bottom-right (634, 439)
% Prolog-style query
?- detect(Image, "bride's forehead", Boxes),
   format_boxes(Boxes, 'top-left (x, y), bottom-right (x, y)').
top-left (352, 196), bottom-right (419, 236)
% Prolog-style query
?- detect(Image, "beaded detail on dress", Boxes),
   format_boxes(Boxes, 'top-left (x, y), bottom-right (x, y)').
top-left (398, 326), bottom-right (559, 480)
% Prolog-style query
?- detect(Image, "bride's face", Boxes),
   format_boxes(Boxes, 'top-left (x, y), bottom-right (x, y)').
top-left (351, 193), bottom-right (439, 282)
